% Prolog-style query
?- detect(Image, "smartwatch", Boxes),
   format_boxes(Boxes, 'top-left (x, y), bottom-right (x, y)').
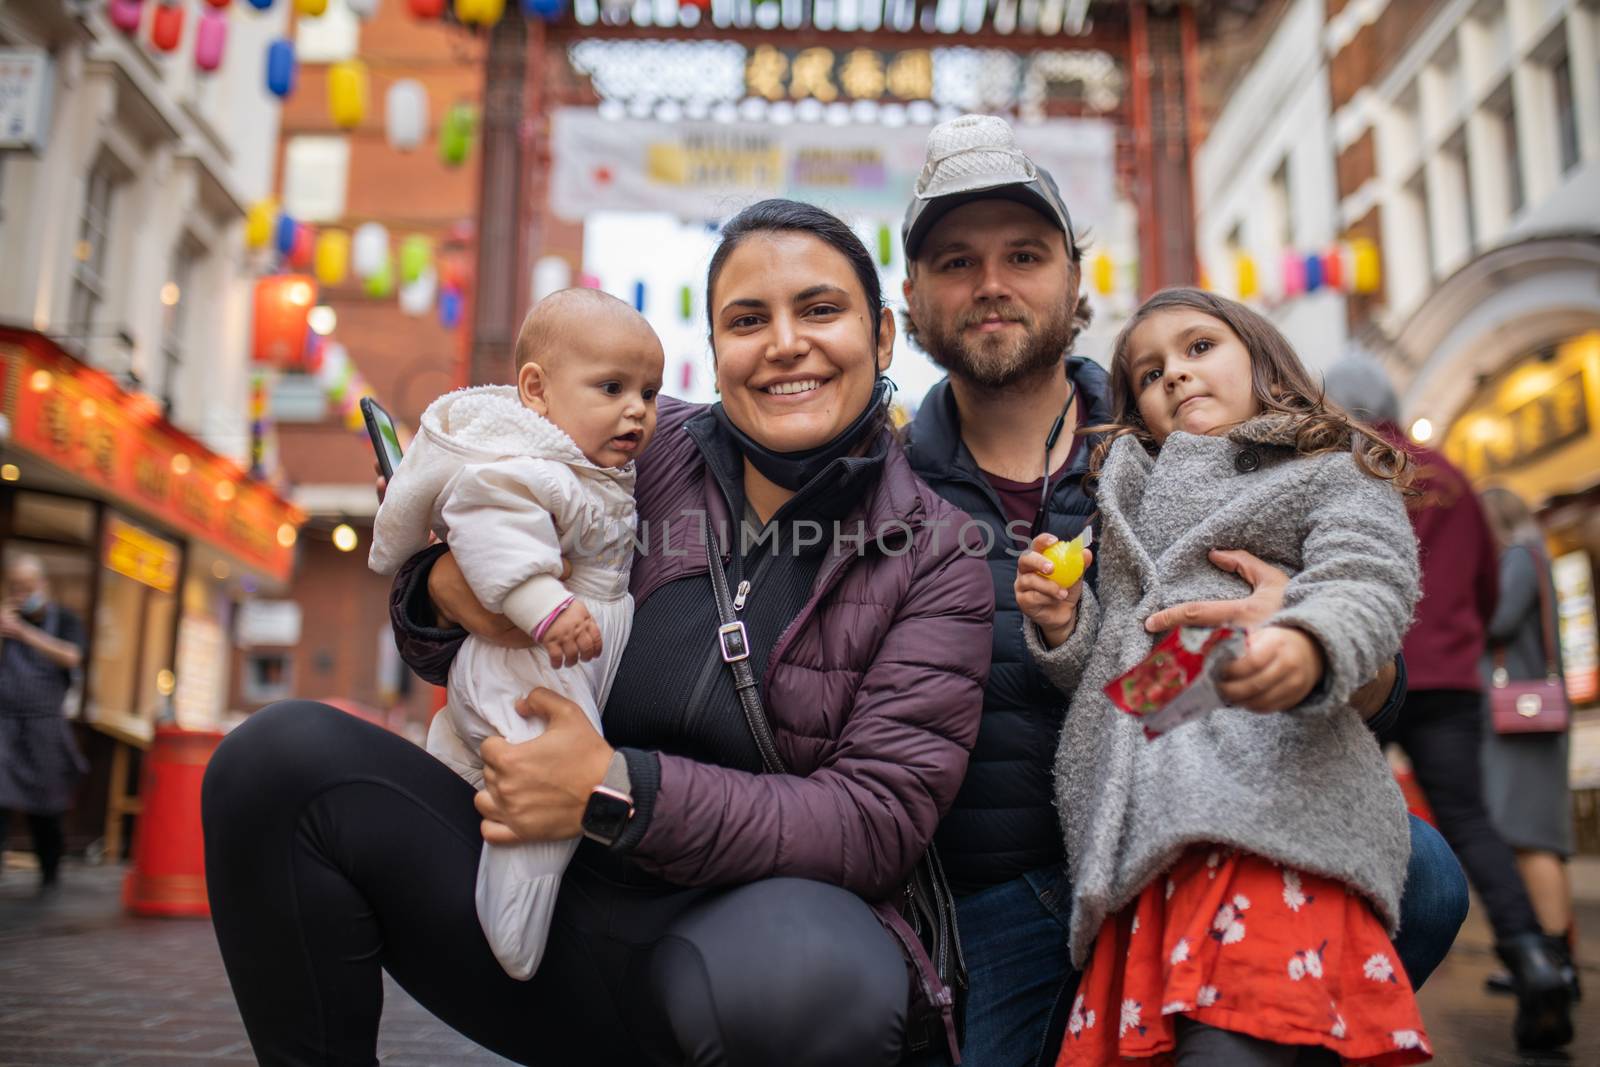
top-left (581, 751), bottom-right (634, 846)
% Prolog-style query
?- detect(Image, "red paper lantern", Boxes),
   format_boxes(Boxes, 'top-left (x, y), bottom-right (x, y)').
top-left (289, 224), bottom-right (316, 270)
top-left (204, 0), bottom-right (232, 7)
top-left (252, 275), bottom-right (317, 366)
top-left (1321, 248), bottom-right (1345, 291)
top-left (408, 0), bottom-right (447, 16)
top-left (151, 3), bottom-right (185, 52)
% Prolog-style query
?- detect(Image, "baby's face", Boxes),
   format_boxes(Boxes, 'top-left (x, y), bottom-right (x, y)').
top-left (522, 312), bottom-right (665, 468)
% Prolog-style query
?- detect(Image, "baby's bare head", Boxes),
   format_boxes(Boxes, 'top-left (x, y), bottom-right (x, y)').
top-left (514, 288), bottom-right (657, 376)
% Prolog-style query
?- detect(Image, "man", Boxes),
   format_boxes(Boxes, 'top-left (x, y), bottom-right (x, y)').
top-left (0, 553), bottom-right (87, 890)
top-left (898, 116), bottom-right (1467, 1064)
top-left (1325, 358), bottom-right (1572, 1051)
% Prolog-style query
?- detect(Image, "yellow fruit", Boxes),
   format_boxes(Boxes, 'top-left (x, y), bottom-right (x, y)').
top-left (1041, 529), bottom-right (1091, 588)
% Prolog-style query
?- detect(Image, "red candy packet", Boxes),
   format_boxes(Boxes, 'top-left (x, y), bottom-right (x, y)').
top-left (1105, 627), bottom-right (1246, 739)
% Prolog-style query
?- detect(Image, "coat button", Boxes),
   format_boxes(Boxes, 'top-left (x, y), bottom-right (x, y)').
top-left (1234, 449), bottom-right (1260, 473)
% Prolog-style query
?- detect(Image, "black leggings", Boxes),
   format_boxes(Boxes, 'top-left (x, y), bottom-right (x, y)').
top-left (1, 810), bottom-right (64, 881)
top-left (201, 701), bottom-right (910, 1067)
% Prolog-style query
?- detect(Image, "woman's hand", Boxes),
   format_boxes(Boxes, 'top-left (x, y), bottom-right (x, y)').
top-left (1142, 549), bottom-right (1288, 633)
top-left (476, 688), bottom-right (615, 844)
top-left (426, 551), bottom-right (536, 648)
top-left (1218, 625), bottom-right (1325, 711)
top-left (1015, 533), bottom-right (1092, 649)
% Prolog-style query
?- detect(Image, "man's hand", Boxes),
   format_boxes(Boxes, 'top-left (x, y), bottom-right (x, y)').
top-left (426, 551), bottom-right (535, 648)
top-left (0, 606), bottom-right (25, 640)
top-left (540, 601), bottom-right (602, 669)
top-left (1143, 549), bottom-right (1289, 632)
top-left (475, 687), bottom-right (613, 844)
top-left (1218, 625), bottom-right (1326, 712)
top-left (1015, 533), bottom-right (1092, 649)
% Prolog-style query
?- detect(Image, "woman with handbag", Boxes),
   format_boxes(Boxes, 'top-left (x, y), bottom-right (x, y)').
top-left (1479, 486), bottom-right (1580, 1001)
top-left (201, 199), bottom-right (992, 1066)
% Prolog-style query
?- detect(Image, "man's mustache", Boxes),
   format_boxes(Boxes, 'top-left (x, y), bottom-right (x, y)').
top-left (957, 308), bottom-right (1032, 329)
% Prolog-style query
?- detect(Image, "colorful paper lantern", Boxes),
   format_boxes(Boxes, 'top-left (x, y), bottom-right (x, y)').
top-left (400, 234), bottom-right (434, 284)
top-left (289, 224), bottom-right (316, 270)
top-left (1091, 251), bottom-right (1114, 296)
top-left (352, 222), bottom-right (390, 279)
top-left (408, 0), bottom-right (446, 15)
top-left (1303, 252), bottom-right (1323, 293)
top-left (274, 213), bottom-right (299, 256)
top-left (151, 2), bottom-right (185, 52)
top-left (633, 281), bottom-right (645, 312)
top-left (204, 0), bottom-right (232, 8)
top-left (385, 79), bottom-right (428, 151)
top-left (400, 268), bottom-right (438, 317)
top-left (1280, 251), bottom-right (1305, 297)
top-left (439, 103), bottom-right (477, 167)
top-left (454, 0), bottom-right (505, 25)
top-left (439, 287), bottom-right (464, 328)
top-left (246, 200), bottom-right (276, 250)
top-left (522, 0), bottom-right (564, 18)
top-left (328, 60), bottom-right (369, 129)
top-left (1351, 238), bottom-right (1381, 294)
top-left (252, 275), bottom-right (317, 366)
top-left (439, 253), bottom-right (470, 291)
top-left (532, 255), bottom-right (571, 301)
top-left (296, 0), bottom-right (329, 14)
top-left (1234, 252), bottom-right (1258, 300)
top-left (246, 0), bottom-right (274, 8)
top-left (876, 223), bottom-right (892, 267)
top-left (364, 255), bottom-right (395, 298)
top-left (1321, 247), bottom-right (1344, 291)
top-left (679, 284), bottom-right (693, 321)
top-left (195, 12), bottom-right (227, 72)
top-left (109, 0), bottom-right (144, 33)
top-left (347, 0), bottom-right (381, 15)
top-left (314, 230), bottom-right (351, 286)
top-left (266, 39), bottom-right (296, 98)
top-left (316, 342), bottom-right (350, 390)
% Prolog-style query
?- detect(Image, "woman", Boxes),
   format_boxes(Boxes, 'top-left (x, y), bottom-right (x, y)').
top-left (201, 200), bottom-right (994, 1066)
top-left (1479, 486), bottom-right (1580, 1000)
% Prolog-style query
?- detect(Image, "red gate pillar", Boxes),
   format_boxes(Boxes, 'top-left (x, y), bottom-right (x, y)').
top-left (1130, 0), bottom-right (1202, 296)
top-left (470, 9), bottom-right (531, 387)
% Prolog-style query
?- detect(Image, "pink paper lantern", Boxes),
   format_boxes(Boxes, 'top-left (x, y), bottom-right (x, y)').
top-left (1281, 251), bottom-right (1305, 298)
top-left (195, 11), bottom-right (227, 72)
top-left (109, 0), bottom-right (144, 33)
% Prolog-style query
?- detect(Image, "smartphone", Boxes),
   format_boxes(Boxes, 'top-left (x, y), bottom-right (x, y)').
top-left (361, 397), bottom-right (405, 482)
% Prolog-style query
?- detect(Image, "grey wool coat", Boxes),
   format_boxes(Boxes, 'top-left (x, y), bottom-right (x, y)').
top-left (1026, 415), bottom-right (1421, 965)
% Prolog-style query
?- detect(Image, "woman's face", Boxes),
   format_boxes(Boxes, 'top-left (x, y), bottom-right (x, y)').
top-left (710, 231), bottom-right (893, 453)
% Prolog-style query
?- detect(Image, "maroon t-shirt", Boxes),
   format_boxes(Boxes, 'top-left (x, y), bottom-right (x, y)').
top-left (981, 407), bottom-right (1085, 540)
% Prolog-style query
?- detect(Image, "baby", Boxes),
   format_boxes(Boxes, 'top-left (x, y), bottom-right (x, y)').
top-left (370, 287), bottom-right (663, 979)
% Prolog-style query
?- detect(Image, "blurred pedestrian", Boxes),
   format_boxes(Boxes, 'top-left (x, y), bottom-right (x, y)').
top-left (0, 553), bottom-right (87, 891)
top-left (1478, 486), bottom-right (1580, 1001)
top-left (1324, 359), bottom-right (1573, 1050)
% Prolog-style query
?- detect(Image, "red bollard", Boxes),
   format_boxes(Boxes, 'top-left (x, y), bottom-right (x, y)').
top-left (122, 726), bottom-right (224, 918)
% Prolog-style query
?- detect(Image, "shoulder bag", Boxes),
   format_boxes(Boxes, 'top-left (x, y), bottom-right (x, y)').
top-left (702, 518), bottom-right (968, 1064)
top-left (1490, 546), bottom-right (1570, 735)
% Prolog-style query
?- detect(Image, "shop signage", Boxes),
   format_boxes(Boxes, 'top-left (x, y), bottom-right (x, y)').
top-left (104, 515), bottom-right (181, 594)
top-left (551, 108), bottom-right (1116, 223)
top-left (745, 47), bottom-right (934, 103)
top-left (0, 48), bottom-right (53, 152)
top-left (0, 334), bottom-right (301, 581)
top-left (1448, 368), bottom-right (1591, 479)
top-left (1554, 551), bottom-right (1599, 704)
top-left (237, 599), bottom-right (303, 648)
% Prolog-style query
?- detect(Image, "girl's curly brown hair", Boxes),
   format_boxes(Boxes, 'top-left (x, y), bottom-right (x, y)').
top-left (1089, 288), bottom-right (1411, 489)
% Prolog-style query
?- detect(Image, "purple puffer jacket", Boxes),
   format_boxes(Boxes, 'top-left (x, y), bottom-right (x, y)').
top-left (391, 397), bottom-right (994, 900)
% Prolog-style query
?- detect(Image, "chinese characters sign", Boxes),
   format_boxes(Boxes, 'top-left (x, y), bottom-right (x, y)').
top-left (744, 47), bottom-right (934, 102)
top-left (1448, 369), bottom-right (1591, 478)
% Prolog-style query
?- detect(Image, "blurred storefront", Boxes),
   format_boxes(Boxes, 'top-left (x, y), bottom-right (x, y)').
top-left (0, 327), bottom-right (303, 858)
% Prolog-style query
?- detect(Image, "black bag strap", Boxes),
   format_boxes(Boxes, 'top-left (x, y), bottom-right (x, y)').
top-left (703, 515), bottom-right (786, 774)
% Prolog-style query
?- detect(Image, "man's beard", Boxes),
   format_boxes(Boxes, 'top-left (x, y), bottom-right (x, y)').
top-left (911, 298), bottom-right (1077, 389)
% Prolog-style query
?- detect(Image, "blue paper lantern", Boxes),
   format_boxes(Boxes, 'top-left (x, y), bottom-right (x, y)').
top-left (1303, 252), bottom-right (1323, 293)
top-left (266, 39), bottom-right (296, 99)
top-left (633, 281), bottom-right (645, 312)
top-left (521, 0), bottom-right (564, 16)
top-left (439, 288), bottom-right (463, 329)
top-left (274, 213), bottom-right (298, 256)
top-left (247, 0), bottom-right (274, 7)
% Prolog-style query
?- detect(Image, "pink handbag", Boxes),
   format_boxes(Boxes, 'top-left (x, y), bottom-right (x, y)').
top-left (1489, 549), bottom-right (1570, 735)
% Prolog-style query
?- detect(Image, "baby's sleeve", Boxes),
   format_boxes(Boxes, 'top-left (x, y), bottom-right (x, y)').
top-left (1271, 455), bottom-right (1421, 717)
top-left (440, 457), bottom-right (585, 636)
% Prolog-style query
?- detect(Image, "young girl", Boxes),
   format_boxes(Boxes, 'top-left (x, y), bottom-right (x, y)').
top-left (1017, 288), bottom-right (1429, 1065)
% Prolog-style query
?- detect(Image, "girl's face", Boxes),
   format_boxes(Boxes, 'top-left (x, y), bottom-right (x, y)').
top-left (1125, 308), bottom-right (1259, 443)
top-left (710, 231), bottom-right (894, 454)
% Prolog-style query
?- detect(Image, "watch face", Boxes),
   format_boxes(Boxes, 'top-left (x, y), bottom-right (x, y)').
top-left (582, 789), bottom-right (633, 845)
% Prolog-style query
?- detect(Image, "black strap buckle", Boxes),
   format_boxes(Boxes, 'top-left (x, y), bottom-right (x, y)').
top-left (717, 621), bottom-right (750, 662)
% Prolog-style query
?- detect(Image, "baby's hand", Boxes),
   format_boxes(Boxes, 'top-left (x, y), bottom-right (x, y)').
top-left (1015, 533), bottom-right (1092, 650)
top-left (1218, 625), bottom-right (1325, 712)
top-left (540, 601), bottom-right (602, 669)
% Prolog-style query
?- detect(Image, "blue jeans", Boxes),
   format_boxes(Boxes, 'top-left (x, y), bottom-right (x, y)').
top-left (945, 816), bottom-right (1468, 1067)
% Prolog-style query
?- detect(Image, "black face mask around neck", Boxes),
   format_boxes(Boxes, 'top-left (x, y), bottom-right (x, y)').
top-left (712, 378), bottom-right (893, 491)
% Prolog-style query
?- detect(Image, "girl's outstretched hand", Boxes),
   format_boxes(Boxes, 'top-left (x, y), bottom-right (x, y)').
top-left (1219, 625), bottom-right (1326, 712)
top-left (1016, 533), bottom-right (1092, 650)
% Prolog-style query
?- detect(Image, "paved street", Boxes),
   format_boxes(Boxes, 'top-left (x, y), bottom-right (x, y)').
top-left (2, 855), bottom-right (1599, 1066)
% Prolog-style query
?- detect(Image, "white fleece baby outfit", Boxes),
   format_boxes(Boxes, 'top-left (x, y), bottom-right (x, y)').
top-left (370, 385), bottom-right (637, 980)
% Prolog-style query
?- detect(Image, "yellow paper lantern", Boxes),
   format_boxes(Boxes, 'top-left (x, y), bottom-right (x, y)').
top-left (245, 200), bottom-right (276, 250)
top-left (1091, 251), bottom-right (1114, 296)
top-left (314, 230), bottom-right (351, 286)
top-left (296, 0), bottom-right (329, 14)
top-left (328, 60), bottom-right (368, 130)
top-left (454, 0), bottom-right (505, 25)
top-left (1351, 238), bottom-right (1381, 295)
top-left (1234, 252), bottom-right (1258, 300)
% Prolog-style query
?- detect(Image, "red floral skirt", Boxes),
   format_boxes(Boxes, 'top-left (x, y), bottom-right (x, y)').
top-left (1057, 847), bottom-right (1431, 1066)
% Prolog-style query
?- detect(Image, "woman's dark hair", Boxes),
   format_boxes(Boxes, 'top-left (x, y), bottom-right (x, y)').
top-left (705, 199), bottom-right (885, 348)
top-left (1093, 287), bottom-right (1411, 488)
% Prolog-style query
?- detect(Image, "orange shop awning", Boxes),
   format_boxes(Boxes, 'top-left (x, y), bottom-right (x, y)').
top-left (0, 326), bottom-right (305, 583)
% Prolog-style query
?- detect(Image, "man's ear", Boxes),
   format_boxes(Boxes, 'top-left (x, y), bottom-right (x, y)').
top-left (518, 361), bottom-right (550, 416)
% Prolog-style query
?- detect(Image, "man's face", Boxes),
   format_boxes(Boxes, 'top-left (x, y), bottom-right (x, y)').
top-left (4, 564), bottom-right (47, 612)
top-left (903, 199), bottom-right (1079, 389)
